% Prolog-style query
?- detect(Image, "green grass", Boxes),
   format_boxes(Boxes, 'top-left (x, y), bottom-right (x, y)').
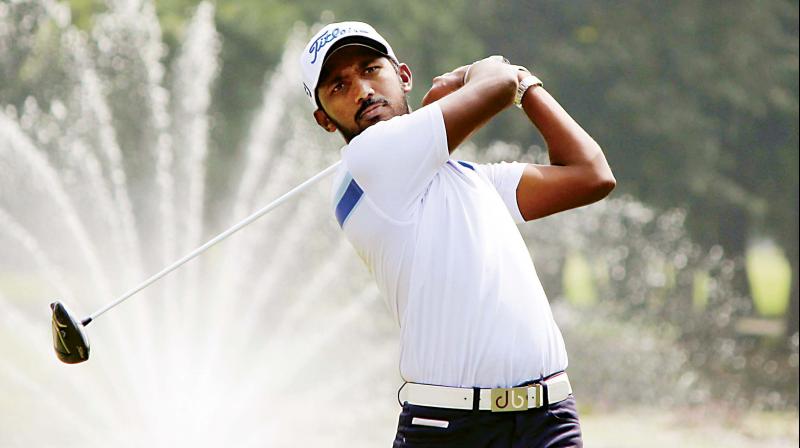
top-left (746, 245), bottom-right (792, 317)
top-left (693, 270), bottom-right (710, 311)
top-left (581, 408), bottom-right (798, 448)
top-left (563, 252), bottom-right (597, 306)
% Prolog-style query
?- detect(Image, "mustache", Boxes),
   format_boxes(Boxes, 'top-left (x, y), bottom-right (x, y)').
top-left (356, 98), bottom-right (389, 121)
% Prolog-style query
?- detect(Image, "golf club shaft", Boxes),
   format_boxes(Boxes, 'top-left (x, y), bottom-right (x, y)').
top-left (84, 161), bottom-right (342, 325)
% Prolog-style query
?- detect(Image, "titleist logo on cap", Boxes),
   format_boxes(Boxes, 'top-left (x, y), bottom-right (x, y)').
top-left (308, 26), bottom-right (372, 64)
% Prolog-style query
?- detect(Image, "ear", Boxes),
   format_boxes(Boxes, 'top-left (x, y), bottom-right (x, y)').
top-left (398, 63), bottom-right (413, 94)
top-left (313, 109), bottom-right (338, 133)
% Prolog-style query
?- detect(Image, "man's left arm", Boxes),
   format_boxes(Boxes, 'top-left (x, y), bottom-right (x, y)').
top-left (514, 69), bottom-right (616, 221)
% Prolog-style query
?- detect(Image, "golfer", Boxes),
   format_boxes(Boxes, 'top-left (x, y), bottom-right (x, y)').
top-left (300, 21), bottom-right (615, 448)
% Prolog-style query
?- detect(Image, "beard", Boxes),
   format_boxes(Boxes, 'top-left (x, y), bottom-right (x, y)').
top-left (331, 94), bottom-right (411, 142)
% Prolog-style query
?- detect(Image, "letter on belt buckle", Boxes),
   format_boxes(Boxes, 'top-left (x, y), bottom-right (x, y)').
top-left (490, 386), bottom-right (529, 412)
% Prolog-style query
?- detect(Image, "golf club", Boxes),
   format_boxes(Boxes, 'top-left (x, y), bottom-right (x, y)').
top-left (51, 160), bottom-right (342, 364)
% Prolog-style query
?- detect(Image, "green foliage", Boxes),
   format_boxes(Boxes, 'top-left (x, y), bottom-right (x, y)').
top-left (63, 0), bottom-right (104, 30)
top-left (473, 0), bottom-right (797, 248)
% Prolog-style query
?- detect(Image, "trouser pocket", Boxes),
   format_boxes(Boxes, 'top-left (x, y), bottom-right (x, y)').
top-left (393, 404), bottom-right (473, 447)
top-left (546, 395), bottom-right (581, 424)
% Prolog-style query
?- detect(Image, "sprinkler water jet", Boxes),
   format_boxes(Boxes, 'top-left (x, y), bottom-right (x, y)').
top-left (50, 161), bottom-right (341, 364)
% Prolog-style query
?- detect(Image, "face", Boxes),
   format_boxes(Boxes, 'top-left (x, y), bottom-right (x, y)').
top-left (314, 45), bottom-right (413, 142)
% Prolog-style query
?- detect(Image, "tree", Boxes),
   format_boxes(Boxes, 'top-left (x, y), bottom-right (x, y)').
top-left (467, 0), bottom-right (798, 336)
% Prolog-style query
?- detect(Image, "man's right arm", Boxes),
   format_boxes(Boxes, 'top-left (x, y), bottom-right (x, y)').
top-left (432, 57), bottom-right (519, 153)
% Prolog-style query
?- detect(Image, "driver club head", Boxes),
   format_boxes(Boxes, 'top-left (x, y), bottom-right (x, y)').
top-left (50, 301), bottom-right (90, 364)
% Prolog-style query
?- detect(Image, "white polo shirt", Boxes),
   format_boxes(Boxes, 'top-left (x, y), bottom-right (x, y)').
top-left (331, 102), bottom-right (568, 388)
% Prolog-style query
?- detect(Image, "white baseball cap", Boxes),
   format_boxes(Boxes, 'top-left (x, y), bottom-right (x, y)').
top-left (300, 21), bottom-right (398, 109)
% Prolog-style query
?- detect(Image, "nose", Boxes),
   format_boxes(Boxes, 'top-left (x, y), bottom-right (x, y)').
top-left (354, 79), bottom-right (375, 104)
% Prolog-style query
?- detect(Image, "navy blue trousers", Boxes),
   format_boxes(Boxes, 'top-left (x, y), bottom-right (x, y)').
top-left (392, 395), bottom-right (583, 448)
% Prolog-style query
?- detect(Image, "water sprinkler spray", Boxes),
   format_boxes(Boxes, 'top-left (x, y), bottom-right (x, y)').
top-left (50, 161), bottom-right (341, 364)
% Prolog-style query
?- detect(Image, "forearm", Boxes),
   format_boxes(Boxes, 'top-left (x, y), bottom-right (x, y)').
top-left (519, 81), bottom-right (612, 177)
top-left (429, 57), bottom-right (520, 151)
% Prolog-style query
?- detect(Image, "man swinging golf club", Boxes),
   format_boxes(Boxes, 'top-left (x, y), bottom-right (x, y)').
top-left (300, 21), bottom-right (615, 447)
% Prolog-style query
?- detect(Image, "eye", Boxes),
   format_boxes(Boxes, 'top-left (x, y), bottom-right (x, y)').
top-left (365, 65), bottom-right (380, 73)
top-left (331, 82), bottom-right (344, 94)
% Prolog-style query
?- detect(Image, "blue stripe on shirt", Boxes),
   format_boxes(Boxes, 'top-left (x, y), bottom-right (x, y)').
top-left (335, 175), bottom-right (364, 228)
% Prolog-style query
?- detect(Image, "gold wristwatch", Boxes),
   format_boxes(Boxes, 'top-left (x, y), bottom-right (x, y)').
top-left (514, 74), bottom-right (543, 108)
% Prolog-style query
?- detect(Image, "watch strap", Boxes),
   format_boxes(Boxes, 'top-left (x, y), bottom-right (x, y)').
top-left (515, 74), bottom-right (543, 108)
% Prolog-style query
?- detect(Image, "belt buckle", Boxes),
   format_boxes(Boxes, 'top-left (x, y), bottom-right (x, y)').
top-left (489, 386), bottom-right (530, 412)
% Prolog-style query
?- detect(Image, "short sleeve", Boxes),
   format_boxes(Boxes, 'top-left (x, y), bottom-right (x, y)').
top-left (474, 161), bottom-right (526, 223)
top-left (343, 102), bottom-right (449, 219)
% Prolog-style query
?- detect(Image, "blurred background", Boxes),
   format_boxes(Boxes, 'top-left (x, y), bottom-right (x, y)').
top-left (0, 0), bottom-right (797, 446)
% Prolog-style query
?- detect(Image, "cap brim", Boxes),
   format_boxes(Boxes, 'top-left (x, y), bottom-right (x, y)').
top-left (321, 35), bottom-right (393, 67)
